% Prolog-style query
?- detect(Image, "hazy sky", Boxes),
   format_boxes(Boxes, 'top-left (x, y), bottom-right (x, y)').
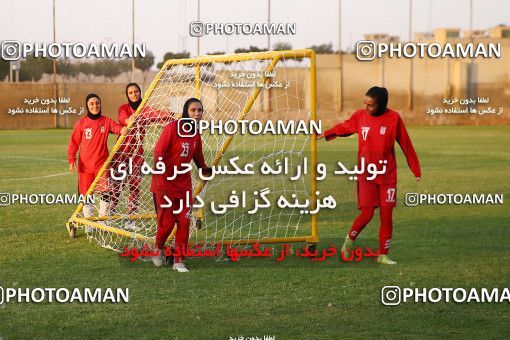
top-left (2, 0), bottom-right (509, 65)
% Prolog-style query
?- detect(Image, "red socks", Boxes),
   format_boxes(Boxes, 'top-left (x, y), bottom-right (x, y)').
top-left (347, 206), bottom-right (394, 255)
top-left (378, 206), bottom-right (393, 255)
top-left (348, 207), bottom-right (375, 240)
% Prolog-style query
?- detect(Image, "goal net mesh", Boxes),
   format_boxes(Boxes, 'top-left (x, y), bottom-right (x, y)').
top-left (68, 50), bottom-right (317, 255)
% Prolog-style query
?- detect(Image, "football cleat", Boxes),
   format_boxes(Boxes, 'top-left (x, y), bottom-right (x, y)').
top-left (152, 248), bottom-right (165, 268)
top-left (376, 254), bottom-right (397, 265)
top-left (172, 262), bottom-right (189, 272)
top-left (341, 235), bottom-right (354, 258)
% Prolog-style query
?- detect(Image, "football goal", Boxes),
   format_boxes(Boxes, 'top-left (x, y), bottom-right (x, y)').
top-left (66, 49), bottom-right (319, 254)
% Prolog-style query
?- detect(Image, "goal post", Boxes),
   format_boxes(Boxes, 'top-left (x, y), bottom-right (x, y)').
top-left (67, 48), bottom-right (319, 251)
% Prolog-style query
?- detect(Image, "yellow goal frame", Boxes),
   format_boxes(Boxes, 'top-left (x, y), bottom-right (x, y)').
top-left (66, 49), bottom-right (318, 246)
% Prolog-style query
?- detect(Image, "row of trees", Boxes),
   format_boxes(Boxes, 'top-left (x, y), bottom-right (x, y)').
top-left (155, 42), bottom-right (335, 68)
top-left (0, 52), bottom-right (155, 82)
top-left (1, 42), bottom-right (336, 82)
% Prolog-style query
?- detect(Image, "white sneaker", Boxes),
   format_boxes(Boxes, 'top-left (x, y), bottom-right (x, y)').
top-left (152, 248), bottom-right (165, 268)
top-left (172, 262), bottom-right (189, 272)
top-left (124, 220), bottom-right (139, 232)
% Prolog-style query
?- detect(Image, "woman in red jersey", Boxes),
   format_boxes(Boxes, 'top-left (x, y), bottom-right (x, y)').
top-left (318, 87), bottom-right (421, 265)
top-left (150, 98), bottom-right (211, 272)
top-left (109, 83), bottom-right (175, 230)
top-left (68, 94), bottom-right (131, 233)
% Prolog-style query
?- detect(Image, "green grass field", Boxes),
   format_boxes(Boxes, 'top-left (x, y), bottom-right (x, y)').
top-left (0, 126), bottom-right (509, 338)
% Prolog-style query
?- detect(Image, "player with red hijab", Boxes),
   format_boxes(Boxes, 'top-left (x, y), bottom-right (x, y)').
top-left (318, 87), bottom-right (421, 265)
top-left (68, 94), bottom-right (130, 233)
top-left (150, 98), bottom-right (211, 272)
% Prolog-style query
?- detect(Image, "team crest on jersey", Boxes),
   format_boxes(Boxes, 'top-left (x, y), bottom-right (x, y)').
top-left (380, 126), bottom-right (386, 135)
top-left (100, 126), bottom-right (105, 133)
top-left (361, 127), bottom-right (370, 141)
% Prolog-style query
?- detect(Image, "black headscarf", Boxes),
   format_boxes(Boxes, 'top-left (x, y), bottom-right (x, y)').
top-left (86, 93), bottom-right (102, 120)
top-left (126, 83), bottom-right (142, 110)
top-left (365, 86), bottom-right (388, 116)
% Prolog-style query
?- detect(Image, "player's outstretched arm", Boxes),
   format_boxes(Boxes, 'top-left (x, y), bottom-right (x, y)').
top-left (396, 116), bottom-right (421, 179)
top-left (322, 111), bottom-right (359, 141)
top-left (142, 106), bottom-right (179, 124)
top-left (109, 116), bottom-right (133, 136)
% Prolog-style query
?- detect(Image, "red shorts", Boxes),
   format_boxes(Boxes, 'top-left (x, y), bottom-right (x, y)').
top-left (78, 172), bottom-right (109, 195)
top-left (357, 181), bottom-right (397, 209)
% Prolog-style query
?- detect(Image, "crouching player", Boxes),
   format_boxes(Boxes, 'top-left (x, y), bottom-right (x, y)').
top-left (318, 87), bottom-right (421, 265)
top-left (68, 94), bottom-right (131, 234)
top-left (150, 98), bottom-right (211, 272)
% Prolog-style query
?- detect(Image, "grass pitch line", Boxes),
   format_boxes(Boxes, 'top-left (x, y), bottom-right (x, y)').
top-left (0, 155), bottom-right (68, 163)
top-left (0, 172), bottom-right (71, 182)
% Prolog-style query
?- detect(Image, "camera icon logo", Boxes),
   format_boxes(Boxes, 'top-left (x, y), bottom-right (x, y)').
top-left (177, 118), bottom-right (197, 138)
top-left (405, 193), bottom-right (419, 207)
top-left (190, 21), bottom-right (205, 37)
top-left (381, 286), bottom-right (401, 306)
top-left (0, 193), bottom-right (11, 206)
top-left (356, 40), bottom-right (377, 61)
top-left (1, 40), bottom-right (21, 61)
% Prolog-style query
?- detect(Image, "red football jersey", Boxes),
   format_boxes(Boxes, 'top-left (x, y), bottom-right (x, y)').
top-left (324, 109), bottom-right (421, 184)
top-left (68, 115), bottom-right (123, 173)
top-left (150, 120), bottom-right (207, 198)
top-left (117, 103), bottom-right (172, 156)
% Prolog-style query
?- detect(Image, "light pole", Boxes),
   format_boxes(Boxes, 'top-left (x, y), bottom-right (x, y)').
top-left (131, 0), bottom-right (136, 82)
top-left (197, 0), bottom-right (201, 56)
top-left (338, 0), bottom-right (343, 112)
top-left (52, 0), bottom-right (58, 128)
top-left (408, 0), bottom-right (413, 111)
top-left (267, 0), bottom-right (271, 50)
